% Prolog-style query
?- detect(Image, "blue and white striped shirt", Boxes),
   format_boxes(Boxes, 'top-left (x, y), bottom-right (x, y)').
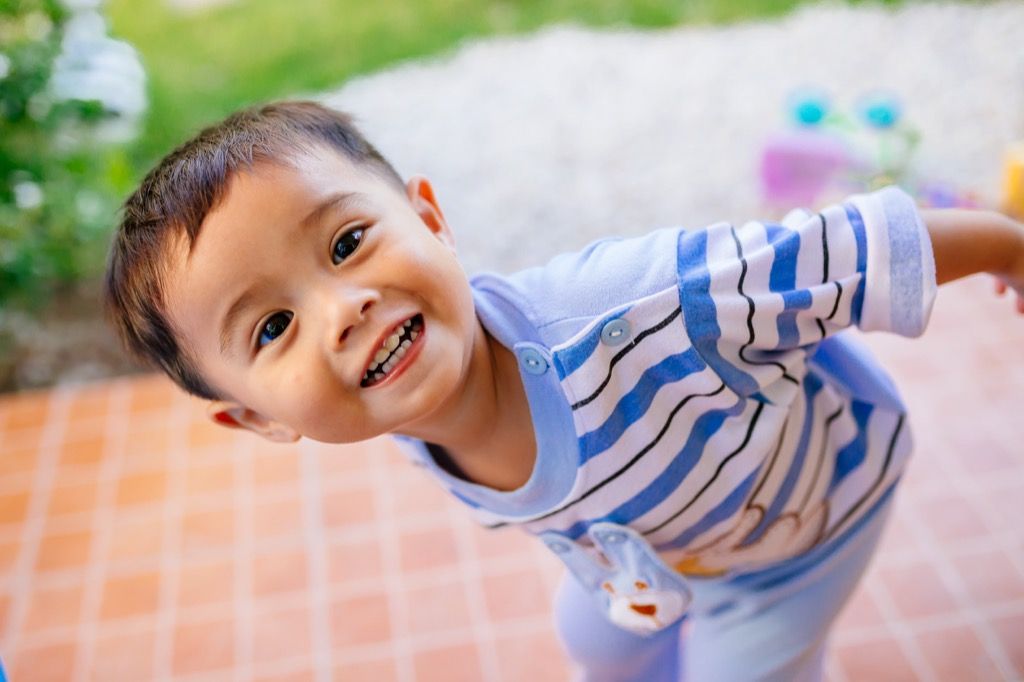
top-left (398, 186), bottom-right (936, 577)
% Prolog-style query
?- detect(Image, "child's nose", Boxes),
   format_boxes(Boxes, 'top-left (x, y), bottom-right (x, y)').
top-left (338, 301), bottom-right (374, 344)
top-left (319, 283), bottom-right (379, 350)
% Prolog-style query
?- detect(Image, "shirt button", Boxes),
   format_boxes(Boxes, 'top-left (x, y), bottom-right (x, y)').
top-left (518, 348), bottom-right (548, 375)
top-left (600, 319), bottom-right (631, 346)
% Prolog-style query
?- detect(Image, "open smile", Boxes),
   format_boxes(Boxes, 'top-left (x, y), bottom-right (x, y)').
top-left (360, 314), bottom-right (424, 388)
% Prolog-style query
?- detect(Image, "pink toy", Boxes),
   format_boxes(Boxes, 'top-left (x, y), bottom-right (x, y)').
top-left (760, 130), bottom-right (852, 208)
top-left (759, 89), bottom-right (976, 211)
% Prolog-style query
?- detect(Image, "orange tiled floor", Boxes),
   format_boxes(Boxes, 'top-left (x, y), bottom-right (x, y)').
top-left (1, 275), bottom-right (1023, 682)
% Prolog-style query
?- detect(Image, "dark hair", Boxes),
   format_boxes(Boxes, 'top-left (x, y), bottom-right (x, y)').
top-left (104, 100), bottom-right (405, 400)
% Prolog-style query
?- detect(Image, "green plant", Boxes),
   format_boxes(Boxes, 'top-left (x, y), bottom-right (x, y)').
top-left (0, 0), bottom-right (138, 308)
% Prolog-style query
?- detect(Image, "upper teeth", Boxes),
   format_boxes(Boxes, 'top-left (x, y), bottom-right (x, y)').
top-left (367, 318), bottom-right (418, 374)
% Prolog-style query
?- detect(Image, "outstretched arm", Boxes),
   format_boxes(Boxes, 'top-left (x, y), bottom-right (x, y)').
top-left (923, 209), bottom-right (1024, 312)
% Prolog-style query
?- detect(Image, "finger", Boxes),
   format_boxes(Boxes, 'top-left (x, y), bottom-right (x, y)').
top-left (1017, 294), bottom-right (1024, 315)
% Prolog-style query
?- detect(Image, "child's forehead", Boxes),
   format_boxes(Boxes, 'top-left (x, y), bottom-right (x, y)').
top-left (278, 144), bottom-right (400, 188)
top-left (251, 148), bottom-right (370, 194)
top-left (205, 155), bottom-right (376, 230)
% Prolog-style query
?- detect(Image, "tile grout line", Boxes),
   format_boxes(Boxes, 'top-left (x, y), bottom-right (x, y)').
top-left (369, 447), bottom-right (415, 681)
top-left (379, 512), bottom-right (567, 676)
top-left (17, 570), bottom-right (1010, 658)
top-left (915, 445), bottom-right (1023, 679)
top-left (232, 433), bottom-right (254, 682)
top-left (14, 479), bottom-right (1007, 570)
top-left (859, 486), bottom-right (939, 682)
top-left (10, 603), bottom-right (548, 654)
top-left (862, 574), bottom-right (938, 682)
top-left (834, 597), bottom-right (1024, 645)
top-left (900, 486), bottom-right (1017, 679)
top-left (151, 395), bottom-right (189, 681)
top-left (934, 422), bottom-right (1024, 579)
top-left (71, 382), bottom-right (131, 682)
top-left (343, 614), bottom-right (557, 662)
top-left (0, 387), bottom-right (71, 665)
top-left (13, 579), bottom-right (1009, 659)
top-left (298, 440), bottom-right (333, 681)
top-left (2, 522), bottom-right (544, 595)
top-left (877, 528), bottom-right (1024, 567)
top-left (448, 507), bottom-right (502, 682)
top-left (166, 611), bottom-right (558, 682)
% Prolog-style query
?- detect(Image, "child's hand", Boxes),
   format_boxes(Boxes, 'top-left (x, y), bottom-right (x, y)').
top-left (992, 217), bottom-right (1024, 314)
top-left (994, 274), bottom-right (1024, 314)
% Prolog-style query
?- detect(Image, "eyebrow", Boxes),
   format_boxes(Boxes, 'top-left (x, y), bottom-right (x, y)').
top-left (217, 191), bottom-right (371, 358)
top-left (299, 191), bottom-right (370, 230)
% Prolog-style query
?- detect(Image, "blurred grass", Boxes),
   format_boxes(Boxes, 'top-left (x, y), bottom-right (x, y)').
top-left (107, 0), bottom-right (903, 171)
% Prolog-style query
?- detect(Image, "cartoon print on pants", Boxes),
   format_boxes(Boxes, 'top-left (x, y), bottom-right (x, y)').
top-left (541, 523), bottom-right (692, 636)
top-left (672, 501), bottom-right (829, 577)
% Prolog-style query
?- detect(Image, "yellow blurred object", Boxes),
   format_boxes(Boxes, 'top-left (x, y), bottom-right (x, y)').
top-left (1004, 142), bottom-right (1024, 219)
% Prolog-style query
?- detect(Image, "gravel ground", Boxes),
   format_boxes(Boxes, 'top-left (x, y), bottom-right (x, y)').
top-left (5, 1), bottom-right (1024, 392)
top-left (324, 1), bottom-right (1024, 275)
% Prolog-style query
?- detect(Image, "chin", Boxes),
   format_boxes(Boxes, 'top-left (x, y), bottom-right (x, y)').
top-left (402, 370), bottom-right (463, 428)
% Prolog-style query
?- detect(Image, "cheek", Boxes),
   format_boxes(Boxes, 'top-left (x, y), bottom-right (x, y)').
top-left (392, 235), bottom-right (459, 280)
top-left (419, 252), bottom-right (474, 318)
top-left (263, 367), bottom-right (332, 425)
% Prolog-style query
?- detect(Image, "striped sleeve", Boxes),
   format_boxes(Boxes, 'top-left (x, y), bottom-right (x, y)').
top-left (676, 186), bottom-right (936, 398)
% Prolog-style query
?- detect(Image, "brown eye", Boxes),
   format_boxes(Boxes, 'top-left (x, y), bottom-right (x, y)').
top-left (332, 227), bottom-right (365, 264)
top-left (634, 581), bottom-right (648, 591)
top-left (257, 311), bottom-right (292, 348)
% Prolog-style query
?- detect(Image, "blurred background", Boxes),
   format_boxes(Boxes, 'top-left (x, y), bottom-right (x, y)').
top-left (0, 0), bottom-right (912, 394)
top-left (2, 2), bottom-right (1024, 681)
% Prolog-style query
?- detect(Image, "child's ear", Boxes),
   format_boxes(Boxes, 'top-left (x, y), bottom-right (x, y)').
top-left (207, 401), bottom-right (300, 443)
top-left (406, 175), bottom-right (456, 250)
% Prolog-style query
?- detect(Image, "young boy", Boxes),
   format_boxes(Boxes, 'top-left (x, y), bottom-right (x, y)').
top-left (105, 101), bottom-right (1024, 681)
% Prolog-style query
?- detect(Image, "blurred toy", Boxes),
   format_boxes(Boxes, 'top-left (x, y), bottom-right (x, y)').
top-left (1003, 142), bottom-right (1024, 219)
top-left (760, 127), bottom-right (848, 207)
top-left (759, 88), bottom-right (977, 210)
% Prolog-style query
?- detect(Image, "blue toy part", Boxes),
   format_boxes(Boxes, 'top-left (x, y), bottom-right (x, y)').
top-left (857, 91), bottom-right (902, 129)
top-left (541, 523), bottom-right (692, 636)
top-left (787, 88), bottom-right (831, 127)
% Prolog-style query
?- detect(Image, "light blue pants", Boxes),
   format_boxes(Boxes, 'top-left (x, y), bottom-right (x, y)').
top-left (554, 493), bottom-right (894, 682)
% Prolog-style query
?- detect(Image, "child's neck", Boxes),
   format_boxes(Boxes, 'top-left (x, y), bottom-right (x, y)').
top-left (399, 319), bottom-right (536, 492)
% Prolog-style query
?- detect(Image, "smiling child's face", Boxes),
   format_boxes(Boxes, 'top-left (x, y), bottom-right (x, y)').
top-left (163, 148), bottom-right (481, 443)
